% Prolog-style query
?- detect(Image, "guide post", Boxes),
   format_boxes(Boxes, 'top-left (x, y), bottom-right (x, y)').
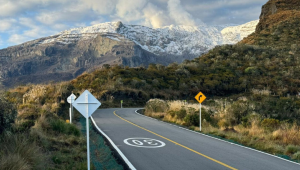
top-left (67, 93), bottom-right (76, 124)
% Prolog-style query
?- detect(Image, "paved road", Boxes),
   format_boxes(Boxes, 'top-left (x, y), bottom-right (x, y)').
top-left (92, 108), bottom-right (300, 170)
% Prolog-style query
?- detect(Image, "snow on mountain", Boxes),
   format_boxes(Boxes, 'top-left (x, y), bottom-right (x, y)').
top-left (40, 20), bottom-right (258, 56)
top-left (221, 20), bottom-right (259, 44)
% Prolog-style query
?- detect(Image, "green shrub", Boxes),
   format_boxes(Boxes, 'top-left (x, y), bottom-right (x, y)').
top-left (261, 118), bottom-right (280, 131)
top-left (285, 145), bottom-right (300, 155)
top-left (50, 119), bottom-right (80, 136)
top-left (201, 108), bottom-right (212, 122)
top-left (167, 110), bottom-right (176, 117)
top-left (176, 108), bottom-right (187, 120)
top-left (184, 114), bottom-right (199, 126)
top-left (0, 97), bottom-right (17, 134)
top-left (292, 151), bottom-right (300, 160)
top-left (16, 120), bottom-right (35, 132)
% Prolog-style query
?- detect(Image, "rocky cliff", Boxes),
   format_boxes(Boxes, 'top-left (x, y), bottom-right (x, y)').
top-left (0, 34), bottom-right (163, 87)
top-left (241, 0), bottom-right (300, 49)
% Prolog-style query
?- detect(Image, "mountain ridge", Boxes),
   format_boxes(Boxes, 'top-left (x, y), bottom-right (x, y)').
top-left (0, 20), bottom-right (258, 88)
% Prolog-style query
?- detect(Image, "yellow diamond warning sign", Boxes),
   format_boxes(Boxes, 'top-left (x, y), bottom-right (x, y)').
top-left (195, 92), bottom-right (206, 103)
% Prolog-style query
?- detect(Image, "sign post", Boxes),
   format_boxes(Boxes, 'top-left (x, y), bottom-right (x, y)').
top-left (195, 92), bottom-right (206, 131)
top-left (121, 100), bottom-right (123, 108)
top-left (67, 93), bottom-right (76, 124)
top-left (72, 90), bottom-right (101, 170)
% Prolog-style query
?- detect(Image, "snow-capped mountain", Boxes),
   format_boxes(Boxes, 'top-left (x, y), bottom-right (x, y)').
top-left (39, 20), bottom-right (258, 56)
top-left (0, 20), bottom-right (259, 88)
top-left (221, 20), bottom-right (259, 44)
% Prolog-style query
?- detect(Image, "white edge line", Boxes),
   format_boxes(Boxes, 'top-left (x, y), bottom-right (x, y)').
top-left (91, 116), bottom-right (137, 170)
top-left (134, 109), bottom-right (300, 166)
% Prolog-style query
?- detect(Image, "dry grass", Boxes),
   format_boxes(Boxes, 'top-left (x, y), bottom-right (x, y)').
top-left (168, 100), bottom-right (199, 111)
top-left (0, 134), bottom-right (45, 170)
top-left (145, 99), bottom-right (300, 161)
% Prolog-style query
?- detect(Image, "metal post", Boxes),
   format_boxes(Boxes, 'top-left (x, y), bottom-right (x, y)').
top-left (121, 102), bottom-right (122, 108)
top-left (71, 102), bottom-right (73, 124)
top-left (85, 94), bottom-right (90, 170)
top-left (200, 103), bottom-right (201, 132)
top-left (69, 107), bottom-right (71, 124)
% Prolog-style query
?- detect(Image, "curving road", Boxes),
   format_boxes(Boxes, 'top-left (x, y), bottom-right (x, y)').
top-left (92, 108), bottom-right (300, 170)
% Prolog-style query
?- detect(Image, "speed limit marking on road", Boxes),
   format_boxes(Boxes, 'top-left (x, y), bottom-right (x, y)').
top-left (124, 138), bottom-right (166, 148)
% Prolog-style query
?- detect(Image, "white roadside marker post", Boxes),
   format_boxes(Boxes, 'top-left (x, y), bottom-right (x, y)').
top-left (67, 93), bottom-right (76, 124)
top-left (73, 90), bottom-right (101, 170)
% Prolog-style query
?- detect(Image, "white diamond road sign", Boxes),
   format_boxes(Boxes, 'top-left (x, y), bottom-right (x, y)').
top-left (73, 90), bottom-right (101, 118)
top-left (72, 90), bottom-right (101, 170)
top-left (67, 93), bottom-right (76, 104)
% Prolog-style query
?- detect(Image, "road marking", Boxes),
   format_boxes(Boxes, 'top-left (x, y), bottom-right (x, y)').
top-left (114, 110), bottom-right (238, 170)
top-left (134, 110), bottom-right (300, 166)
top-left (124, 138), bottom-right (166, 148)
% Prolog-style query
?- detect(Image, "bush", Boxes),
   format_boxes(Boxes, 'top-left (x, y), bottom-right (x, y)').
top-left (176, 108), bottom-right (187, 120)
top-left (285, 145), bottom-right (300, 155)
top-left (0, 97), bottom-right (17, 134)
top-left (261, 118), bottom-right (280, 131)
top-left (201, 108), bottom-right (212, 122)
top-left (50, 119), bottom-right (80, 136)
top-left (292, 151), bottom-right (300, 160)
top-left (145, 99), bottom-right (169, 113)
top-left (16, 120), bottom-right (35, 132)
top-left (184, 114), bottom-right (199, 126)
top-left (218, 119), bottom-right (230, 129)
top-left (167, 110), bottom-right (176, 117)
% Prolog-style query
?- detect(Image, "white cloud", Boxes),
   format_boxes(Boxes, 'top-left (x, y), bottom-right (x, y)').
top-left (143, 3), bottom-right (171, 28)
top-left (115, 0), bottom-right (147, 22)
top-left (36, 12), bottom-right (60, 25)
top-left (51, 23), bottom-right (69, 31)
top-left (82, 0), bottom-right (117, 15)
top-left (0, 36), bottom-right (3, 46)
top-left (0, 18), bottom-right (17, 31)
top-left (167, 0), bottom-right (197, 26)
top-left (19, 17), bottom-right (37, 28)
top-left (90, 18), bottom-right (106, 26)
top-left (8, 34), bottom-right (29, 44)
top-left (0, 1), bottom-right (21, 17)
top-left (0, 0), bottom-right (266, 49)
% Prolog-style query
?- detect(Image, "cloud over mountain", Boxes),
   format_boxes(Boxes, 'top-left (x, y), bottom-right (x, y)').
top-left (0, 0), bottom-right (267, 49)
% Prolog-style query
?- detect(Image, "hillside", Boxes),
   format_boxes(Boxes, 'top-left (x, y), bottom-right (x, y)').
top-left (241, 0), bottom-right (300, 49)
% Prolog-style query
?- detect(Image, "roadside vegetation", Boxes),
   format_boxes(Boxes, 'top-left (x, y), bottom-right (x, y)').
top-left (144, 97), bottom-right (300, 162)
top-left (0, 84), bottom-right (122, 170)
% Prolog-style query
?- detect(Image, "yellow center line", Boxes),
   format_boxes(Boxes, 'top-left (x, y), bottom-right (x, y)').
top-left (113, 110), bottom-right (238, 170)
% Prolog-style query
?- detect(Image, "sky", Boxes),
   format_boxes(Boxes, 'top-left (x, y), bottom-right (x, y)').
top-left (0, 0), bottom-right (268, 49)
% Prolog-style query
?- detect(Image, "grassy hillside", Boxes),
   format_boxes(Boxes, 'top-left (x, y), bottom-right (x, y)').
top-left (0, 84), bottom-right (122, 170)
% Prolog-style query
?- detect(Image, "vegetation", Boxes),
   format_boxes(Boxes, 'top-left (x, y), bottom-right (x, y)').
top-left (0, 83), bottom-right (122, 170)
top-left (144, 98), bottom-right (300, 162)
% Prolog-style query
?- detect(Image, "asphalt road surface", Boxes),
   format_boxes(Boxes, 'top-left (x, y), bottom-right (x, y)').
top-left (92, 108), bottom-right (300, 170)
